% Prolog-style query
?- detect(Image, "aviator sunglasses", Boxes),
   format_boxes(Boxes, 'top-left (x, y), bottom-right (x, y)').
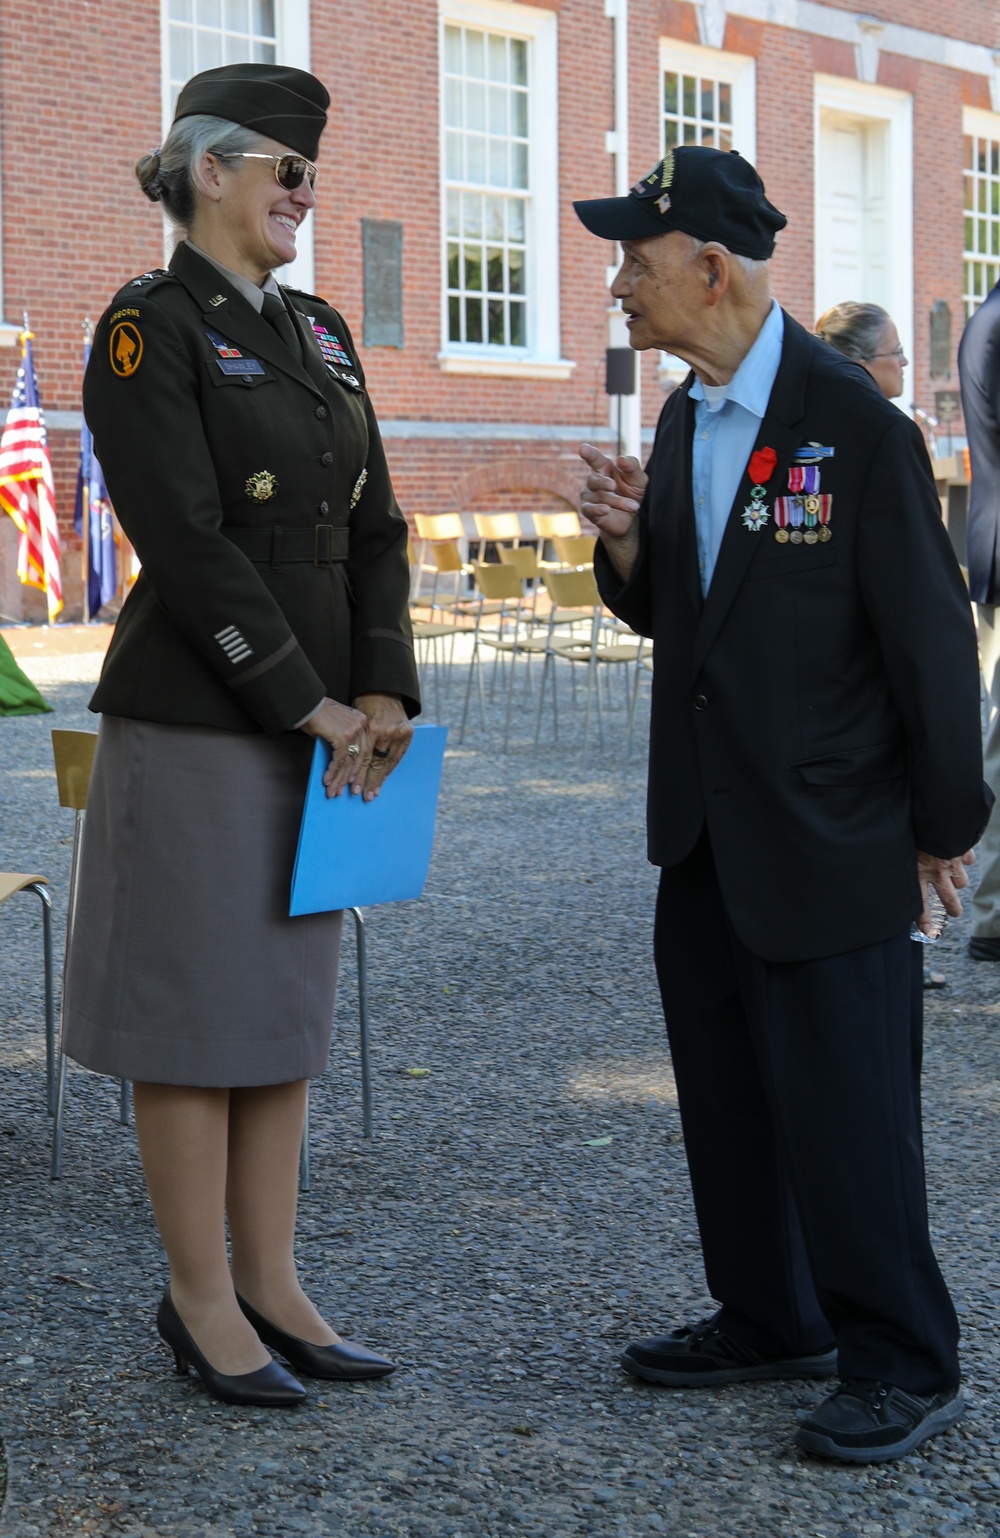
top-left (217, 151), bottom-right (318, 190)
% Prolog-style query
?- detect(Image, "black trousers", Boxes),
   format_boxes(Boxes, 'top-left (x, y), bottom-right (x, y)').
top-left (654, 833), bottom-right (959, 1395)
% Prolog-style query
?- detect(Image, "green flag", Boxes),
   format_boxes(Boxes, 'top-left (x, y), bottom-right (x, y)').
top-left (0, 634), bottom-right (51, 715)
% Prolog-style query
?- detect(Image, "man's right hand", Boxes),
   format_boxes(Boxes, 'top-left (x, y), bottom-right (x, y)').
top-left (579, 442), bottom-right (647, 581)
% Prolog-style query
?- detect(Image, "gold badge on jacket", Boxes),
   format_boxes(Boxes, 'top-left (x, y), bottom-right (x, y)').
top-left (245, 470), bottom-right (278, 503)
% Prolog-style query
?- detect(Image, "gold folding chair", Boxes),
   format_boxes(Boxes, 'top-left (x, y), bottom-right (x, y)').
top-left (459, 562), bottom-right (533, 746)
top-left (551, 534), bottom-right (597, 570)
top-left (411, 513), bottom-right (468, 603)
top-left (533, 567), bottom-right (607, 747)
top-left (0, 872), bottom-right (55, 1110)
top-left (49, 729), bottom-right (131, 1178)
top-left (472, 511), bottom-right (523, 563)
top-left (533, 510), bottom-right (582, 570)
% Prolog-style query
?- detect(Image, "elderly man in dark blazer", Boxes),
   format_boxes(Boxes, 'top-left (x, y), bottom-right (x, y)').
top-left (575, 146), bottom-right (989, 1464)
top-left (958, 284), bottom-right (1000, 961)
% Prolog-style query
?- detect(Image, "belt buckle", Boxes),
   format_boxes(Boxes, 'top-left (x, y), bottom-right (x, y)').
top-left (314, 523), bottom-right (334, 567)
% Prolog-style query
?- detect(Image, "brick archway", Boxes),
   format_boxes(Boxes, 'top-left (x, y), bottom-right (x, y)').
top-left (454, 456), bottom-right (582, 515)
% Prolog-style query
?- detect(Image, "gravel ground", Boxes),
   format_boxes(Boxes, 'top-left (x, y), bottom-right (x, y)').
top-left (1, 645), bottom-right (999, 1538)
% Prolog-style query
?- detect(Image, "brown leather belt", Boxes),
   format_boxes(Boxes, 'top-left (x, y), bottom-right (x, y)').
top-left (222, 523), bottom-right (349, 568)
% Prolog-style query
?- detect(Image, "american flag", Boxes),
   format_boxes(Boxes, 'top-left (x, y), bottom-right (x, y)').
top-left (0, 324), bottom-right (62, 621)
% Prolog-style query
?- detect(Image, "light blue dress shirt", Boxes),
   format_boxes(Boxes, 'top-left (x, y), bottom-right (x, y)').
top-left (688, 300), bottom-right (785, 594)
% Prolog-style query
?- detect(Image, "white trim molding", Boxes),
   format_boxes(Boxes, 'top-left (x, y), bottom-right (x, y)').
top-left (438, 0), bottom-right (565, 376)
top-left (813, 74), bottom-right (914, 389)
top-left (724, 0), bottom-right (999, 88)
top-left (158, 0), bottom-right (314, 292)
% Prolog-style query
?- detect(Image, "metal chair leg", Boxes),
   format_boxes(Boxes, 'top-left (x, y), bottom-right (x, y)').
top-left (352, 907), bottom-right (373, 1139)
top-left (299, 1083), bottom-right (311, 1194)
top-left (50, 808), bottom-right (85, 1180)
top-left (26, 883), bottom-right (55, 1114)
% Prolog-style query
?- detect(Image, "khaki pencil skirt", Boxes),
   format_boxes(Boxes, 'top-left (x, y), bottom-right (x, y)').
top-left (63, 715), bottom-right (342, 1087)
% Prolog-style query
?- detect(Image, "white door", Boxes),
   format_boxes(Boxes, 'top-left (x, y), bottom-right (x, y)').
top-left (816, 109), bottom-right (890, 318)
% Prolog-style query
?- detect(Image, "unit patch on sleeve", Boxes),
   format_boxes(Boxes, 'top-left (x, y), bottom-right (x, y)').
top-left (109, 321), bottom-right (143, 378)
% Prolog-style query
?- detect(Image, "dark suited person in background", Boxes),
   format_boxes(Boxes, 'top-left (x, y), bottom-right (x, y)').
top-left (575, 146), bottom-right (989, 1463)
top-left (63, 65), bottom-right (417, 1406)
top-left (959, 284), bottom-right (1000, 962)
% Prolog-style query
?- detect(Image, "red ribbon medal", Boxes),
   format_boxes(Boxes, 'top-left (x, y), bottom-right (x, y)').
top-left (742, 446), bottom-right (778, 532)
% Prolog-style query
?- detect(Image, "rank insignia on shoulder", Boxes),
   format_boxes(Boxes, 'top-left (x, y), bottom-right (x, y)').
top-left (109, 320), bottom-right (143, 378)
top-left (245, 470), bottom-right (278, 502)
top-left (350, 468), bottom-right (368, 509)
top-left (129, 269), bottom-right (170, 288)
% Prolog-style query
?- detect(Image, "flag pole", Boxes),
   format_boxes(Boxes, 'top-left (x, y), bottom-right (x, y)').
top-left (81, 318), bottom-right (92, 624)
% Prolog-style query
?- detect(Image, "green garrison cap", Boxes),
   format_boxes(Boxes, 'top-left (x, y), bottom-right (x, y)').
top-left (173, 63), bottom-right (329, 160)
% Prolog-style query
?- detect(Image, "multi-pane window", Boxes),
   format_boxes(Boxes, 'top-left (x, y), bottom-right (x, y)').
top-left (444, 23), bottom-right (529, 349)
top-left (663, 69), bottom-right (733, 151)
top-left (167, 0), bottom-right (277, 113)
top-left (964, 130), bottom-right (1000, 317)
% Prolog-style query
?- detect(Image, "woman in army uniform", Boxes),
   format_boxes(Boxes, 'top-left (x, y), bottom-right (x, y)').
top-left (63, 64), bottom-right (418, 1406)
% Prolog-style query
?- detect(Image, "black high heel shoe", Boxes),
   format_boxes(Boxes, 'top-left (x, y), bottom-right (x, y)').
top-left (157, 1288), bottom-right (307, 1406)
top-left (236, 1293), bottom-right (397, 1380)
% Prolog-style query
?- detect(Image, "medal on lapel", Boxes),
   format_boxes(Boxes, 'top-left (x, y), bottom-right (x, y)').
top-left (742, 446), bottom-right (778, 532)
top-left (783, 459), bottom-right (833, 543)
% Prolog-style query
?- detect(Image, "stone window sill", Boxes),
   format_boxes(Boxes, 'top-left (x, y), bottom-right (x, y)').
top-left (438, 353), bottom-right (576, 381)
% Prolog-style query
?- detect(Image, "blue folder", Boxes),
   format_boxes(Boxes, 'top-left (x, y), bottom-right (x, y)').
top-left (289, 724), bottom-right (448, 915)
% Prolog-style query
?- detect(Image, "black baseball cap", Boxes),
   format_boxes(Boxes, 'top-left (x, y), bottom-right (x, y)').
top-left (574, 146), bottom-right (786, 260)
top-left (174, 64), bottom-right (329, 161)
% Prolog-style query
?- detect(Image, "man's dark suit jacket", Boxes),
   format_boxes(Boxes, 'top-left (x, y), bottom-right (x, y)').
top-left (83, 242), bottom-right (418, 735)
top-left (959, 282), bottom-right (1000, 605)
top-left (597, 312), bottom-right (990, 962)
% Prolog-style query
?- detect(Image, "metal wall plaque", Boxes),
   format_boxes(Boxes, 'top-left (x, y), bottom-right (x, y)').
top-left (929, 300), bottom-right (951, 379)
top-left (362, 218), bottom-right (404, 348)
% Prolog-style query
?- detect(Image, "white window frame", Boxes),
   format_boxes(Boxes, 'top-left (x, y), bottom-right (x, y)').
top-left (438, 0), bottom-right (572, 380)
top-left (813, 74), bottom-right (913, 388)
top-left (659, 36), bottom-right (756, 165)
top-left (159, 0), bottom-right (314, 293)
top-left (658, 38), bottom-right (755, 381)
top-left (962, 106), bottom-right (1000, 318)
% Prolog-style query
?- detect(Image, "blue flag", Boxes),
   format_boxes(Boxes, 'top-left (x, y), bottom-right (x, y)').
top-left (74, 336), bottom-right (116, 617)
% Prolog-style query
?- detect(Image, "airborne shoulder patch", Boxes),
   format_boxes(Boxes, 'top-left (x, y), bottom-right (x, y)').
top-left (109, 319), bottom-right (143, 378)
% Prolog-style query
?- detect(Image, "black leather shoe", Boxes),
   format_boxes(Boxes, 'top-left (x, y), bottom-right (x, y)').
top-left (157, 1289), bottom-right (307, 1406)
top-left (795, 1379), bottom-right (965, 1463)
top-left (968, 935), bottom-right (1000, 961)
top-left (236, 1293), bottom-right (397, 1380)
top-left (621, 1316), bottom-right (837, 1386)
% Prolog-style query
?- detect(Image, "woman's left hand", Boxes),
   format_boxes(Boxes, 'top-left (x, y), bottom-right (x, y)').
top-left (351, 693), bottom-right (413, 801)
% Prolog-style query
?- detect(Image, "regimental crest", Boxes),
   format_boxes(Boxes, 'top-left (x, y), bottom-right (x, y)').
top-left (245, 470), bottom-right (278, 503)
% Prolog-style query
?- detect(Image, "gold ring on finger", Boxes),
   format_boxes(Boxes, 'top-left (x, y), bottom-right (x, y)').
top-left (346, 743), bottom-right (360, 759)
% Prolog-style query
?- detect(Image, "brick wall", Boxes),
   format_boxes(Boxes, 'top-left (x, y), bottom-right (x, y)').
top-left (0, 0), bottom-right (995, 616)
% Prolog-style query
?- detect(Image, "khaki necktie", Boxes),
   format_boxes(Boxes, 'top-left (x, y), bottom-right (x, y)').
top-left (261, 291), bottom-right (302, 360)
